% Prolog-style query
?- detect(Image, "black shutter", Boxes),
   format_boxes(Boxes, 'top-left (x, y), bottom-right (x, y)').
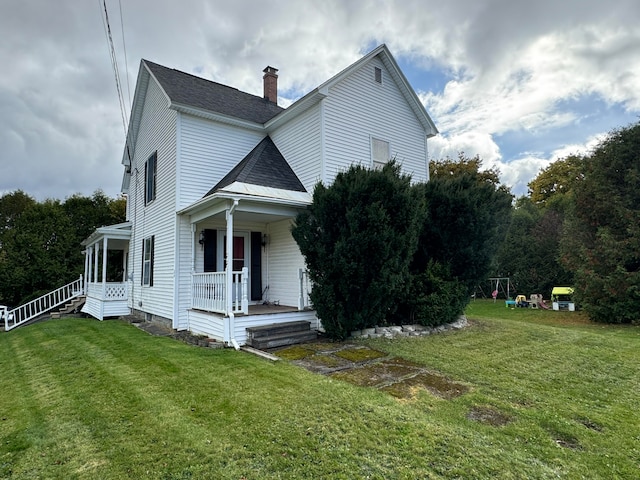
top-left (141, 238), bottom-right (145, 285)
top-left (149, 236), bottom-right (154, 287)
top-left (203, 229), bottom-right (217, 272)
top-left (250, 232), bottom-right (262, 301)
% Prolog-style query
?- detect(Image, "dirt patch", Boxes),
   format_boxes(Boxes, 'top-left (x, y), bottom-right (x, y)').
top-left (576, 417), bottom-right (603, 432)
top-left (554, 436), bottom-right (582, 450)
top-left (467, 405), bottom-right (513, 426)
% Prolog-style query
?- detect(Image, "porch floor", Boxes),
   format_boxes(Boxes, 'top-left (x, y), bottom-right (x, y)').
top-left (241, 304), bottom-right (299, 316)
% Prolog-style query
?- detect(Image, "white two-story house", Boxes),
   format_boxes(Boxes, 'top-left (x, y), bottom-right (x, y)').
top-left (80, 44), bottom-right (438, 346)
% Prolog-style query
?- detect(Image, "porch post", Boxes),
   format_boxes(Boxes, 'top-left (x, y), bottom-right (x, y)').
top-left (93, 243), bottom-right (99, 283)
top-left (191, 223), bottom-right (196, 274)
top-left (83, 249), bottom-right (89, 294)
top-left (225, 200), bottom-right (237, 314)
top-left (241, 266), bottom-right (248, 314)
top-left (102, 237), bottom-right (108, 298)
top-left (122, 248), bottom-right (128, 282)
top-left (87, 246), bottom-right (93, 287)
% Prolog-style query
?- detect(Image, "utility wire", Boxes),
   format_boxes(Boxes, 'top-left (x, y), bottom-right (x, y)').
top-left (100, 0), bottom-right (128, 137)
top-left (118, 0), bottom-right (132, 111)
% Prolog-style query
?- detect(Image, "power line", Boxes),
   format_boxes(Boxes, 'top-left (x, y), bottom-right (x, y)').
top-left (99, 0), bottom-right (128, 137)
top-left (118, 0), bottom-right (132, 111)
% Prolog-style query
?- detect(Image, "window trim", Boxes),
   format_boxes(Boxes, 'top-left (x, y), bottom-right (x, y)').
top-left (145, 151), bottom-right (157, 205)
top-left (374, 66), bottom-right (382, 84)
top-left (370, 137), bottom-right (390, 170)
top-left (142, 235), bottom-right (154, 286)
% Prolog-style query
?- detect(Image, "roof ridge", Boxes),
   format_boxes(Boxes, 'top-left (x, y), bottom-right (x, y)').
top-left (143, 59), bottom-right (243, 93)
top-left (143, 59), bottom-right (284, 124)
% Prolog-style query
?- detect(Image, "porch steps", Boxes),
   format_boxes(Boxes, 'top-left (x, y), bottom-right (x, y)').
top-left (50, 296), bottom-right (86, 319)
top-left (246, 320), bottom-right (317, 350)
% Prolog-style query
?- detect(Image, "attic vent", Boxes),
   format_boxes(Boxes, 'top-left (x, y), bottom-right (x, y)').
top-left (374, 67), bottom-right (382, 84)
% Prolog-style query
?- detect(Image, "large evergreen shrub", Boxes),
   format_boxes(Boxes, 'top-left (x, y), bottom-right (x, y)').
top-left (292, 162), bottom-right (422, 339)
top-left (397, 164), bottom-right (513, 326)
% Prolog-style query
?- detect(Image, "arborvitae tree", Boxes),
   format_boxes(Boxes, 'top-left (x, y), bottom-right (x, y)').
top-left (398, 157), bottom-right (513, 325)
top-left (292, 162), bottom-right (423, 339)
top-left (561, 122), bottom-right (640, 324)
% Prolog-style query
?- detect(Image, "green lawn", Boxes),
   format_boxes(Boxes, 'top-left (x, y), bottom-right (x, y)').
top-left (1, 305), bottom-right (638, 479)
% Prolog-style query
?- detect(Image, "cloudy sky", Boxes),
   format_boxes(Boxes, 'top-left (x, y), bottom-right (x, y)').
top-left (1, 0), bottom-right (639, 200)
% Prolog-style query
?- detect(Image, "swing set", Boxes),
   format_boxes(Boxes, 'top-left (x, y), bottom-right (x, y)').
top-left (475, 277), bottom-right (511, 301)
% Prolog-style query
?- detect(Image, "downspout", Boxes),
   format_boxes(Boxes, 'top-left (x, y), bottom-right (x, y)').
top-left (226, 199), bottom-right (240, 350)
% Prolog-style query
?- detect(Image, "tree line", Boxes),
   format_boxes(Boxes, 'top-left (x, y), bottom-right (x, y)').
top-left (496, 121), bottom-right (640, 324)
top-left (0, 191), bottom-right (125, 307)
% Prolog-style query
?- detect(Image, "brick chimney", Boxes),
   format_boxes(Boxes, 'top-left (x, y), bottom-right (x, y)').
top-left (263, 66), bottom-right (278, 104)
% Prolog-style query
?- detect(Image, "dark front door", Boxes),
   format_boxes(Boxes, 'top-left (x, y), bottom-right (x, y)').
top-left (203, 229), bottom-right (217, 272)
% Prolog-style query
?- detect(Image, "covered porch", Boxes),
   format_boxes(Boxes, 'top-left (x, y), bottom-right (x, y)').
top-left (178, 180), bottom-right (315, 344)
top-left (81, 222), bottom-right (131, 320)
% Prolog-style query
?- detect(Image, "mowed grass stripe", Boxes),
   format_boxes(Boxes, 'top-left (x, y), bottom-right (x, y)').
top-left (2, 310), bottom-right (639, 479)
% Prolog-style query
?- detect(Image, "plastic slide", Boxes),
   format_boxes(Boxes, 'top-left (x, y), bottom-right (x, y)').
top-left (539, 299), bottom-right (550, 310)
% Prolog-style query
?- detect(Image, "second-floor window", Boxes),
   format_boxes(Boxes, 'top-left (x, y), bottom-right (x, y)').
top-left (371, 137), bottom-right (390, 170)
top-left (145, 151), bottom-right (157, 205)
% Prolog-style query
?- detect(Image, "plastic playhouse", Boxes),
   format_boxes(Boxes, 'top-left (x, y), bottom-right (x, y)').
top-left (505, 293), bottom-right (551, 309)
top-left (551, 287), bottom-right (575, 311)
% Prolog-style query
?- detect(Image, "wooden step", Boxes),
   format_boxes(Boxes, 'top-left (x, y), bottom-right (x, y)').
top-left (246, 321), bottom-right (311, 340)
top-left (249, 330), bottom-right (318, 350)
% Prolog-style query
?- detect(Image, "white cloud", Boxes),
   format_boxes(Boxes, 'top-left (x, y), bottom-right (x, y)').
top-left (0, 0), bottom-right (639, 200)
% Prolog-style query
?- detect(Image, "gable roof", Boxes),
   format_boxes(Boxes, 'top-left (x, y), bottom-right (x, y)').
top-left (144, 60), bottom-right (284, 124)
top-left (205, 136), bottom-right (306, 197)
top-left (122, 45), bottom-right (438, 194)
top-left (265, 44), bottom-right (438, 137)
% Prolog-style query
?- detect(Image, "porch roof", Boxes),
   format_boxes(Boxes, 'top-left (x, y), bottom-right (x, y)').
top-left (178, 182), bottom-right (311, 223)
top-left (81, 221), bottom-right (132, 249)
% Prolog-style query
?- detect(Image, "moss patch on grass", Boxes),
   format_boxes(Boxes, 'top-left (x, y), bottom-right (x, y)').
top-left (383, 372), bottom-right (470, 400)
top-left (273, 345), bottom-right (314, 360)
top-left (330, 361), bottom-right (419, 388)
top-left (333, 346), bottom-right (387, 363)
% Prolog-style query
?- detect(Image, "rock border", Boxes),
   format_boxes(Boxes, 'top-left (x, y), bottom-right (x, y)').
top-left (349, 315), bottom-right (469, 339)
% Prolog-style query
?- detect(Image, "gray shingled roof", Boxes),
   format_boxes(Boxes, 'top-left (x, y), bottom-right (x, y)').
top-left (205, 136), bottom-right (306, 197)
top-left (144, 60), bottom-right (284, 124)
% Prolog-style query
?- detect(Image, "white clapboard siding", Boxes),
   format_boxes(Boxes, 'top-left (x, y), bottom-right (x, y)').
top-left (323, 57), bottom-right (429, 184)
top-left (270, 103), bottom-right (322, 192)
top-left (266, 219), bottom-right (306, 308)
top-left (178, 115), bottom-right (265, 209)
top-left (187, 310), bottom-right (225, 340)
top-left (127, 77), bottom-right (178, 322)
top-left (174, 214), bottom-right (193, 330)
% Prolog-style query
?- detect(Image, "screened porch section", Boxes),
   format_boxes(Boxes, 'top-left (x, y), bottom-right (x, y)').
top-left (81, 222), bottom-right (131, 320)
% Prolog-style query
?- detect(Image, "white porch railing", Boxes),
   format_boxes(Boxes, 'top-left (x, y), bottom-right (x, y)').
top-left (298, 268), bottom-right (313, 310)
top-left (1, 276), bottom-right (84, 331)
top-left (86, 282), bottom-right (128, 300)
top-left (192, 267), bottom-right (248, 314)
